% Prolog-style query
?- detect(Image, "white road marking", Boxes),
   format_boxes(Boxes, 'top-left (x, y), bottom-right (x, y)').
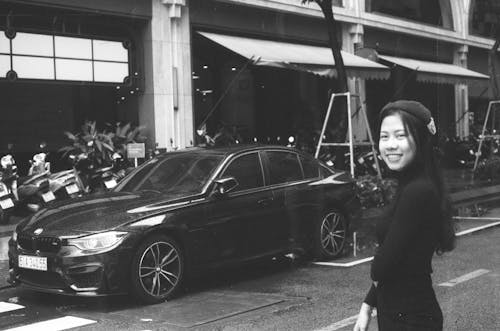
top-left (455, 221), bottom-right (500, 236)
top-left (315, 310), bottom-right (377, 331)
top-left (4, 316), bottom-right (96, 331)
top-left (313, 256), bottom-right (374, 267)
top-left (439, 269), bottom-right (490, 287)
top-left (452, 216), bottom-right (500, 221)
top-left (0, 236), bottom-right (10, 261)
top-left (0, 302), bottom-right (24, 313)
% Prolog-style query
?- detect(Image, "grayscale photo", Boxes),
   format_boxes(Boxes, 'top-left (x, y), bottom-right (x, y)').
top-left (0, 0), bottom-right (498, 330)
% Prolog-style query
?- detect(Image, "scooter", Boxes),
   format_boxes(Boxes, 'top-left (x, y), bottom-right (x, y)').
top-left (0, 155), bottom-right (18, 224)
top-left (16, 153), bottom-right (56, 213)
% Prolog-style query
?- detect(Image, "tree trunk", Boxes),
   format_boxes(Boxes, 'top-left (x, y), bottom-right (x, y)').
top-left (489, 39), bottom-right (500, 100)
top-left (317, 0), bottom-right (349, 168)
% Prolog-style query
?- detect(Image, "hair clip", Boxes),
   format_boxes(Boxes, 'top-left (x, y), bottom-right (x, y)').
top-left (427, 117), bottom-right (437, 135)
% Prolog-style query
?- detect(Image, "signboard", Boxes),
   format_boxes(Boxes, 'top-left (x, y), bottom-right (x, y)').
top-left (127, 143), bottom-right (145, 159)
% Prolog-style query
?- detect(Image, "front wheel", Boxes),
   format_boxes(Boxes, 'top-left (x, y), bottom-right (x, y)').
top-left (129, 234), bottom-right (185, 304)
top-left (312, 209), bottom-right (348, 260)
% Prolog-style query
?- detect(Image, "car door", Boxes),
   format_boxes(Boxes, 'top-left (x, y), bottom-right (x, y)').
top-left (205, 151), bottom-right (277, 262)
top-left (262, 150), bottom-right (321, 249)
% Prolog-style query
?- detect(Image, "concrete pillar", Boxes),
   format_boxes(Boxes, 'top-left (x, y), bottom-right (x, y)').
top-left (138, 0), bottom-right (193, 152)
top-left (343, 23), bottom-right (368, 142)
top-left (454, 44), bottom-right (469, 138)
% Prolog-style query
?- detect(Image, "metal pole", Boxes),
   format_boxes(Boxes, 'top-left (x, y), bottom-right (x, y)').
top-left (315, 93), bottom-right (336, 158)
top-left (473, 101), bottom-right (494, 171)
top-left (347, 92), bottom-right (354, 177)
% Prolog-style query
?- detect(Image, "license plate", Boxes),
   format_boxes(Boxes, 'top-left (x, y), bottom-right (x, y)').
top-left (41, 191), bottom-right (55, 202)
top-left (65, 183), bottom-right (79, 194)
top-left (18, 255), bottom-right (47, 271)
top-left (104, 179), bottom-right (117, 189)
top-left (0, 198), bottom-right (14, 209)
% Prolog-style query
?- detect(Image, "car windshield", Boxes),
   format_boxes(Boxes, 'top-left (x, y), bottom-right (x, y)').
top-left (114, 153), bottom-right (224, 194)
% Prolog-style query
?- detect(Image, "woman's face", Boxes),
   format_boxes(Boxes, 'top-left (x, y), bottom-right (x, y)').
top-left (379, 114), bottom-right (416, 172)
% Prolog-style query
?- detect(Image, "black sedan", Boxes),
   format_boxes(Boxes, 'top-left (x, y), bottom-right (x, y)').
top-left (8, 145), bottom-right (359, 304)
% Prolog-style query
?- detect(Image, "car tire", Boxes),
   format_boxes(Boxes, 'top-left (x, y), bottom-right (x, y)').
top-left (130, 234), bottom-right (185, 304)
top-left (312, 209), bottom-right (348, 260)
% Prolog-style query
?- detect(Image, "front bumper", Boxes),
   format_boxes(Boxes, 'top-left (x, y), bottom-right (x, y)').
top-left (8, 236), bottom-right (135, 297)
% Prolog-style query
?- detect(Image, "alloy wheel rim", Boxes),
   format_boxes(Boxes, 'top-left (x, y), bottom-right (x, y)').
top-left (138, 241), bottom-right (180, 297)
top-left (320, 212), bottom-right (346, 255)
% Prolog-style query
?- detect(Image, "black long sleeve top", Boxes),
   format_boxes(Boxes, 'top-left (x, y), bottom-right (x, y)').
top-left (364, 170), bottom-right (441, 313)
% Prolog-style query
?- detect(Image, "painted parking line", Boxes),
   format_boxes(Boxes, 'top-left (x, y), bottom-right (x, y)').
top-left (4, 316), bottom-right (97, 331)
top-left (0, 236), bottom-right (10, 261)
top-left (0, 302), bottom-right (24, 313)
top-left (313, 256), bottom-right (374, 268)
top-left (438, 269), bottom-right (491, 287)
top-left (314, 310), bottom-right (377, 331)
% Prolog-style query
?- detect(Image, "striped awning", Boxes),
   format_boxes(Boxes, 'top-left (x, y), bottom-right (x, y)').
top-left (198, 31), bottom-right (390, 80)
top-left (379, 55), bottom-right (489, 85)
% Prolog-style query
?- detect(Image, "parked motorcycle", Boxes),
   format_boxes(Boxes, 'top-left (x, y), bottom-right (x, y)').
top-left (16, 153), bottom-right (55, 213)
top-left (72, 152), bottom-right (132, 193)
top-left (0, 155), bottom-right (18, 224)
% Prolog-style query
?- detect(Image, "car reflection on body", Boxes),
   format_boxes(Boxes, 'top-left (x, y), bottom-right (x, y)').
top-left (8, 145), bottom-right (359, 304)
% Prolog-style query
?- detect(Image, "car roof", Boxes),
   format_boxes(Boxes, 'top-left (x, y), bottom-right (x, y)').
top-left (156, 144), bottom-right (306, 159)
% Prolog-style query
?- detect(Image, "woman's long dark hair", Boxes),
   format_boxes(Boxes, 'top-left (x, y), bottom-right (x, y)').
top-left (379, 108), bottom-right (456, 254)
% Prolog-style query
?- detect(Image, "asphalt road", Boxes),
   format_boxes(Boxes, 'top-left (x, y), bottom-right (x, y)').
top-left (0, 208), bottom-right (498, 330)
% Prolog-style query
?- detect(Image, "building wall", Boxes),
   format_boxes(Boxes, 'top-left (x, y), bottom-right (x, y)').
top-left (7, 0), bottom-right (151, 18)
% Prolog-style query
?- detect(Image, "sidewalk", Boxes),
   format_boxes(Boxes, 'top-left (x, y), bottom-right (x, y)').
top-left (346, 167), bottom-right (500, 262)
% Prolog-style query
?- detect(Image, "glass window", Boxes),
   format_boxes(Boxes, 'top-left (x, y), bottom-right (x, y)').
top-left (266, 151), bottom-right (303, 185)
top-left (0, 55), bottom-right (9, 77)
top-left (93, 40), bottom-right (128, 62)
top-left (12, 56), bottom-right (54, 79)
top-left (12, 32), bottom-right (53, 57)
top-left (93, 61), bottom-right (129, 83)
top-left (55, 36), bottom-right (92, 59)
top-left (0, 32), bottom-right (9, 53)
top-left (221, 153), bottom-right (263, 191)
top-left (365, 0), bottom-right (453, 29)
top-left (470, 0), bottom-right (500, 38)
top-left (55, 59), bottom-right (93, 81)
top-left (116, 153), bottom-right (223, 194)
top-left (300, 155), bottom-right (320, 179)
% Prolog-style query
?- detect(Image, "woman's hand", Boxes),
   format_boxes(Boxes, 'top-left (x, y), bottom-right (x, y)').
top-left (353, 303), bottom-right (373, 331)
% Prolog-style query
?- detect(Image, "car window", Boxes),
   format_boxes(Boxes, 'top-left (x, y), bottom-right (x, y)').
top-left (220, 152), bottom-right (263, 191)
top-left (299, 155), bottom-right (320, 179)
top-left (266, 151), bottom-right (303, 185)
top-left (115, 153), bottom-right (223, 194)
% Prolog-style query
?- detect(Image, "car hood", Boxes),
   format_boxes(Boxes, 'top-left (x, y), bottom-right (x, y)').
top-left (19, 191), bottom-right (202, 237)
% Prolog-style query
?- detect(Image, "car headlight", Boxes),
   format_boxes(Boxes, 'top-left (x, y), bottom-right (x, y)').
top-left (67, 231), bottom-right (127, 251)
top-left (11, 230), bottom-right (17, 242)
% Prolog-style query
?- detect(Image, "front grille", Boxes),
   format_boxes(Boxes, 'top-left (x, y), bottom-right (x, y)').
top-left (69, 270), bottom-right (104, 289)
top-left (18, 233), bottom-right (61, 253)
top-left (18, 269), bottom-right (66, 289)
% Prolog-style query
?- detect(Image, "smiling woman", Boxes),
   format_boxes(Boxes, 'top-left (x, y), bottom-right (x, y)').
top-left (354, 100), bottom-right (456, 331)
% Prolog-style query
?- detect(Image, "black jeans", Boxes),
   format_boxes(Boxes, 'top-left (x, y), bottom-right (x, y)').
top-left (377, 310), bottom-right (443, 331)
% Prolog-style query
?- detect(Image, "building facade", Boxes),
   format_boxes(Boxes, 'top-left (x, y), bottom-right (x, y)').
top-left (0, 0), bottom-right (497, 170)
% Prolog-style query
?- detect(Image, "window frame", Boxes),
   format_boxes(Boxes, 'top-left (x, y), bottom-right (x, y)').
top-left (217, 151), bottom-right (266, 194)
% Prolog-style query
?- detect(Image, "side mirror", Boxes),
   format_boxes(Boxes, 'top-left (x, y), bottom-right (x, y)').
top-left (212, 177), bottom-right (238, 197)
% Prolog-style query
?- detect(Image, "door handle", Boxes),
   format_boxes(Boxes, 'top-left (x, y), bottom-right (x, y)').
top-left (257, 197), bottom-right (273, 206)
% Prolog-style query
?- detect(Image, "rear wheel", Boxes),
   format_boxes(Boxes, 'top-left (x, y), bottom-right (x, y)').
top-left (130, 234), bottom-right (184, 304)
top-left (312, 209), bottom-right (348, 260)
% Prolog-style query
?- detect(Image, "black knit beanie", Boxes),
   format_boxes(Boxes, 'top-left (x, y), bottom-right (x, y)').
top-left (380, 100), bottom-right (436, 135)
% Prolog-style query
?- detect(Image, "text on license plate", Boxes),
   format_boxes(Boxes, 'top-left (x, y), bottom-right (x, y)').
top-left (18, 255), bottom-right (47, 271)
top-left (41, 191), bottom-right (55, 202)
top-left (65, 183), bottom-right (79, 194)
top-left (0, 198), bottom-right (14, 210)
top-left (104, 179), bottom-right (117, 189)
